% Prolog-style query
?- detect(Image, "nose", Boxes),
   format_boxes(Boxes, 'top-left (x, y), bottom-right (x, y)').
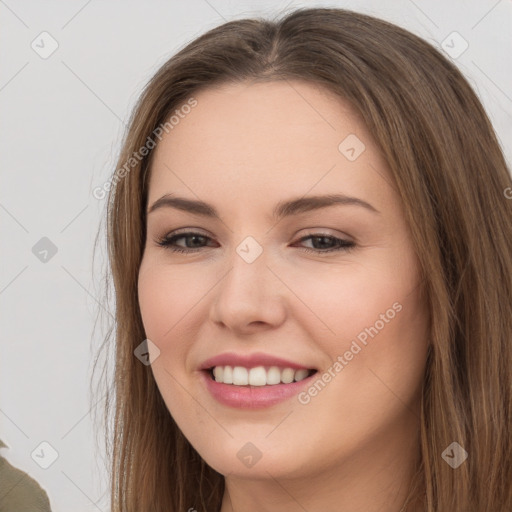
top-left (209, 244), bottom-right (287, 335)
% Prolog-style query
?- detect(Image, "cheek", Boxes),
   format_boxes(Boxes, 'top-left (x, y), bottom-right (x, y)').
top-left (138, 261), bottom-right (206, 341)
top-left (291, 251), bottom-right (428, 392)
top-left (137, 262), bottom-right (201, 419)
top-left (290, 256), bottom-right (419, 343)
top-left (321, 278), bottom-right (428, 417)
top-left (296, 276), bottom-right (428, 448)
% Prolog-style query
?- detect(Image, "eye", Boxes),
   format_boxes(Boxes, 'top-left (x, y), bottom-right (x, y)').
top-left (156, 231), bottom-right (216, 253)
top-left (294, 234), bottom-right (355, 254)
top-left (155, 231), bottom-right (356, 255)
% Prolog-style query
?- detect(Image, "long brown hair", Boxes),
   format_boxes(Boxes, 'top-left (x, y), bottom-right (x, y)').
top-left (94, 7), bottom-right (512, 511)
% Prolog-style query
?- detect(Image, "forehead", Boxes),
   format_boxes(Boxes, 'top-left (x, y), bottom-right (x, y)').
top-left (148, 80), bottom-right (392, 212)
top-left (156, 79), bottom-right (365, 155)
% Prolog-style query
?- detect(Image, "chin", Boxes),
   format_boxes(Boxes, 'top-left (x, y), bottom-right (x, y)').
top-left (191, 436), bottom-right (315, 480)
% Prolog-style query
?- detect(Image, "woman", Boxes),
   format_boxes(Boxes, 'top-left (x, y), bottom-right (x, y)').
top-left (96, 7), bottom-right (512, 511)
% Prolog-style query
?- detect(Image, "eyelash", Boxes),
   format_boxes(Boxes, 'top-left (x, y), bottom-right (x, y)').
top-left (155, 231), bottom-right (356, 255)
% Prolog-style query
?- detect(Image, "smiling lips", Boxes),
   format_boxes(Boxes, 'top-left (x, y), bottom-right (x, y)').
top-left (211, 365), bottom-right (314, 386)
top-left (199, 351), bottom-right (318, 408)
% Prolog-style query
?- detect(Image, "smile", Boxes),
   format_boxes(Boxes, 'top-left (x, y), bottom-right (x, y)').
top-left (201, 367), bottom-right (318, 409)
top-left (210, 365), bottom-right (316, 386)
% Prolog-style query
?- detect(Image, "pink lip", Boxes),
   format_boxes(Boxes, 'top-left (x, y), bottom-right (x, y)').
top-left (199, 370), bottom-right (317, 409)
top-left (199, 351), bottom-right (314, 371)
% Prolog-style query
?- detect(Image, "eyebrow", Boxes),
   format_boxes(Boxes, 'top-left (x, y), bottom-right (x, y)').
top-left (147, 193), bottom-right (380, 219)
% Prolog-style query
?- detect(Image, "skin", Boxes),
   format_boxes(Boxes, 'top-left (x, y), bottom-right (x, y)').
top-left (138, 80), bottom-right (430, 512)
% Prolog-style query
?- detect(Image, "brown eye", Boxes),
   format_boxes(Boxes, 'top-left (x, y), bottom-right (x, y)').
top-left (156, 232), bottom-right (215, 253)
top-left (296, 235), bottom-right (355, 254)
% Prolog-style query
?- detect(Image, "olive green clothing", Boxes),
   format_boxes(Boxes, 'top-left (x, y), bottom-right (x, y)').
top-left (0, 454), bottom-right (52, 511)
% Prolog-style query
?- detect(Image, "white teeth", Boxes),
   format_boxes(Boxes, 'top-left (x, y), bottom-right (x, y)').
top-left (223, 366), bottom-right (233, 384)
top-left (213, 366), bottom-right (223, 382)
top-left (211, 365), bottom-right (313, 386)
top-left (266, 366), bottom-right (281, 385)
top-left (248, 367), bottom-right (267, 386)
top-left (232, 366), bottom-right (249, 385)
top-left (294, 369), bottom-right (309, 381)
top-left (281, 368), bottom-right (295, 384)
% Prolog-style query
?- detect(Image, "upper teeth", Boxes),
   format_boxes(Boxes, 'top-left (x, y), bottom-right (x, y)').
top-left (212, 366), bottom-right (311, 386)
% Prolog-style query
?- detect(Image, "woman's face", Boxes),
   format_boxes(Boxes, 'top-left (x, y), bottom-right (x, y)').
top-left (138, 80), bottom-right (430, 481)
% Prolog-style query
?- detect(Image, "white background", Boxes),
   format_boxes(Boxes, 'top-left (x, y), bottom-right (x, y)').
top-left (1, 0), bottom-right (511, 510)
